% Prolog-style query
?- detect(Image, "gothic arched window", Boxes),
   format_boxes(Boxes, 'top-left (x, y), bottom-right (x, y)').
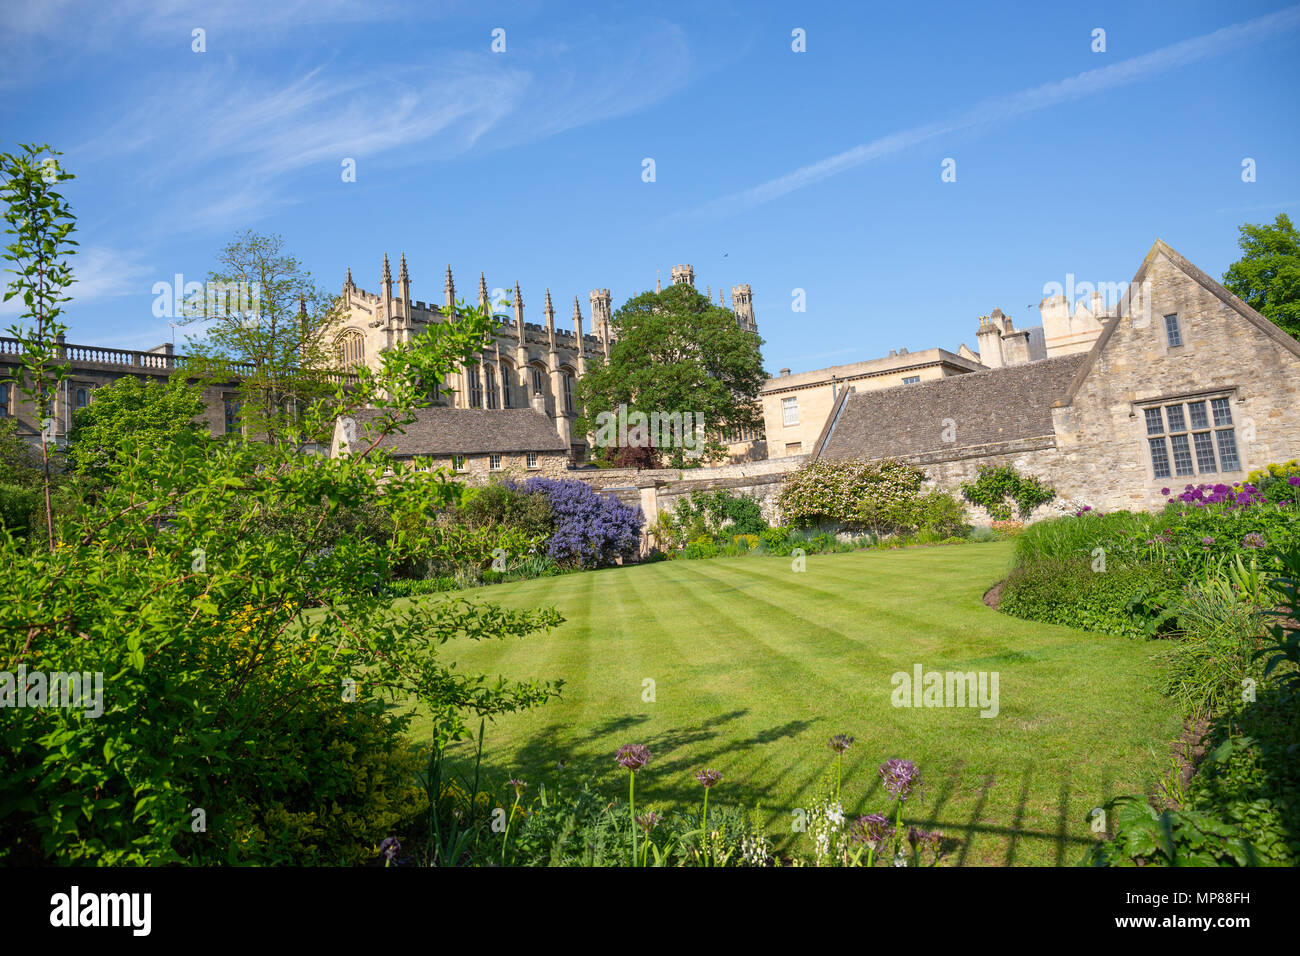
top-left (468, 367), bottom-right (483, 408)
top-left (500, 362), bottom-right (513, 408)
top-left (335, 329), bottom-right (365, 368)
top-left (485, 364), bottom-right (499, 409)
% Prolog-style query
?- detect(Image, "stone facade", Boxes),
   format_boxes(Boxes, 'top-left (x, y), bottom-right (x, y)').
top-left (330, 256), bottom-right (760, 461)
top-left (812, 240), bottom-right (1300, 518)
top-left (0, 336), bottom-right (243, 442)
top-left (330, 406), bottom-right (570, 483)
top-left (760, 348), bottom-right (984, 459)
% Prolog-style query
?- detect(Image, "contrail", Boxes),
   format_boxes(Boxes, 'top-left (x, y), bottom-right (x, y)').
top-left (684, 6), bottom-right (1300, 219)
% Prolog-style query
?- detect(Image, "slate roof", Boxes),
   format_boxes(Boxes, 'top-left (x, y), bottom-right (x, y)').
top-left (344, 407), bottom-right (568, 456)
top-left (816, 353), bottom-right (1089, 461)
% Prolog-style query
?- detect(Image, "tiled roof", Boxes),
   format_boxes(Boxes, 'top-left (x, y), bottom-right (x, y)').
top-left (345, 407), bottom-right (568, 456)
top-left (817, 354), bottom-right (1089, 460)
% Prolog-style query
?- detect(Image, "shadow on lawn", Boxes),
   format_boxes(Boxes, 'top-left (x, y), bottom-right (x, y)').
top-left (480, 709), bottom-right (819, 812)
top-left (450, 716), bottom-right (1119, 866)
top-left (905, 760), bottom-right (1119, 866)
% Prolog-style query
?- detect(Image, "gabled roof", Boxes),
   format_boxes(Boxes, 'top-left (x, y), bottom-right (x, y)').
top-left (342, 407), bottom-right (568, 456)
top-left (816, 354), bottom-right (1088, 461)
top-left (1058, 238), bottom-right (1300, 407)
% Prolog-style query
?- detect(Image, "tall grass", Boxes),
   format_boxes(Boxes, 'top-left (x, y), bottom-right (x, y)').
top-left (1161, 578), bottom-right (1267, 716)
top-left (1012, 512), bottom-right (1157, 567)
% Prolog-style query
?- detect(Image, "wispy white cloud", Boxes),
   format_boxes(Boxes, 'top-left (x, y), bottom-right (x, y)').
top-left (64, 22), bottom-right (690, 238)
top-left (686, 5), bottom-right (1300, 220)
top-left (0, 245), bottom-right (152, 319)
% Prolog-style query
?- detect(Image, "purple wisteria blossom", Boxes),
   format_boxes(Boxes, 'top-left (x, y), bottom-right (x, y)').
top-left (879, 759), bottom-right (921, 801)
top-left (616, 744), bottom-right (652, 771)
top-left (507, 477), bottom-right (643, 569)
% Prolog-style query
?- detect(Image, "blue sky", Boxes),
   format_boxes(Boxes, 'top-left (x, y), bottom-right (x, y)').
top-left (2, 0), bottom-right (1298, 373)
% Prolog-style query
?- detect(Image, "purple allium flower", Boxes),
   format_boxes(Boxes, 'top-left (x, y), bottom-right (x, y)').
top-left (379, 836), bottom-right (401, 863)
top-left (1289, 476), bottom-right (1300, 487)
top-left (1160, 488), bottom-right (1170, 496)
top-left (507, 778), bottom-right (527, 795)
top-left (635, 811), bottom-right (661, 833)
top-left (1242, 532), bottom-right (1266, 549)
top-left (616, 743), bottom-right (651, 771)
top-left (851, 813), bottom-right (895, 850)
top-left (1201, 536), bottom-right (1215, 546)
top-left (907, 826), bottom-right (943, 854)
top-left (879, 758), bottom-right (921, 802)
top-left (695, 768), bottom-right (723, 789)
top-left (828, 733), bottom-right (855, 754)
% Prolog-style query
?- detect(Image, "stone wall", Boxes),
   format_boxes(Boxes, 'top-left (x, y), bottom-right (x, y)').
top-left (429, 451), bottom-right (570, 485)
top-left (1049, 248), bottom-right (1300, 513)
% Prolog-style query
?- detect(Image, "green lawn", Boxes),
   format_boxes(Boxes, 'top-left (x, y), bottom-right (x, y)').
top-left (403, 540), bottom-right (1183, 866)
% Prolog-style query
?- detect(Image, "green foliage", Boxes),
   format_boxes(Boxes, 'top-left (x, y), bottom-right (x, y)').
top-left (1161, 568), bottom-right (1269, 715)
top-left (1183, 691), bottom-right (1299, 865)
top-left (0, 271), bottom-right (567, 863)
top-left (1257, 548), bottom-right (1300, 697)
top-left (779, 456), bottom-right (928, 532)
top-left (961, 464), bottom-right (1055, 521)
top-left (2, 142), bottom-right (78, 550)
top-left (0, 481), bottom-right (40, 536)
top-left (999, 558), bottom-right (1179, 639)
top-left (1081, 795), bottom-right (1262, 867)
top-left (454, 481), bottom-right (554, 541)
top-left (573, 283), bottom-right (767, 468)
top-left (1222, 212), bottom-right (1300, 340)
top-left (510, 783), bottom-right (770, 867)
top-left (0, 418), bottom-right (42, 487)
top-left (178, 230), bottom-right (348, 446)
top-left (656, 489), bottom-right (768, 549)
top-left (67, 375), bottom-right (209, 481)
top-left (866, 488), bottom-right (970, 539)
top-left (683, 535), bottom-right (719, 559)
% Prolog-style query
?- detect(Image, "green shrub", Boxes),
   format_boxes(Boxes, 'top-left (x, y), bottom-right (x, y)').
top-left (454, 481), bottom-right (554, 540)
top-left (758, 524), bottom-right (794, 555)
top-left (878, 489), bottom-right (970, 539)
top-left (0, 481), bottom-right (40, 536)
top-left (1161, 575), bottom-right (1268, 715)
top-left (658, 490), bottom-right (768, 549)
top-left (683, 535), bottom-right (719, 559)
top-left (961, 464), bottom-right (1056, 521)
top-left (999, 558), bottom-right (1179, 638)
top-left (779, 457), bottom-right (925, 531)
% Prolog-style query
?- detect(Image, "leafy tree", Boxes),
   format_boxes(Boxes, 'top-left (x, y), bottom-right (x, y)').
top-left (1223, 213), bottom-right (1300, 340)
top-left (67, 375), bottom-right (208, 481)
top-left (1, 143), bottom-right (77, 548)
top-left (574, 283), bottom-right (766, 467)
top-left (178, 230), bottom-right (346, 445)
top-left (1, 153), bottom-right (568, 863)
